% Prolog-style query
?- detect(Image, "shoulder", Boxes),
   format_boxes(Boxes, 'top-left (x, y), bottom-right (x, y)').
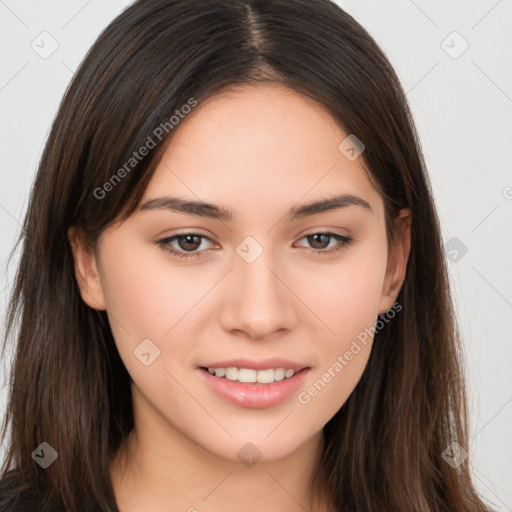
top-left (0, 471), bottom-right (43, 512)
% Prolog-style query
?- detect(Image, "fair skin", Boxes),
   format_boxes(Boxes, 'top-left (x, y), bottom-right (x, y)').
top-left (69, 84), bottom-right (411, 512)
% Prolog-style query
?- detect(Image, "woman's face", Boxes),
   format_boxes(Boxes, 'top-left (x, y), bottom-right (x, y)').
top-left (71, 84), bottom-right (410, 463)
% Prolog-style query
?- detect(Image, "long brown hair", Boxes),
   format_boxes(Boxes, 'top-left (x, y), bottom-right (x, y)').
top-left (0, 0), bottom-right (494, 510)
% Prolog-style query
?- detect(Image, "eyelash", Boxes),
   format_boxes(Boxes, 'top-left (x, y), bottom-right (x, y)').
top-left (156, 231), bottom-right (354, 260)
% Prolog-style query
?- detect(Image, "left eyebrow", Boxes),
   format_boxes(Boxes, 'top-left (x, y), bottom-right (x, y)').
top-left (139, 193), bottom-right (373, 221)
top-left (287, 194), bottom-right (373, 219)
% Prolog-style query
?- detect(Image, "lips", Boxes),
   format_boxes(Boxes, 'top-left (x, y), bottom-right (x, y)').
top-left (200, 358), bottom-right (309, 372)
top-left (197, 358), bottom-right (311, 408)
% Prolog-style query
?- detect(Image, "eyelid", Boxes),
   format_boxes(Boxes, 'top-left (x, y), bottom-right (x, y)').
top-left (155, 231), bottom-right (216, 260)
top-left (156, 230), bottom-right (354, 260)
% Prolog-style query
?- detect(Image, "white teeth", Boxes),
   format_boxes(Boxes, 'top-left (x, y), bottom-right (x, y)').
top-left (238, 368), bottom-right (257, 383)
top-left (225, 367), bottom-right (239, 380)
top-left (205, 366), bottom-right (299, 383)
top-left (256, 369), bottom-right (274, 384)
top-left (273, 368), bottom-right (285, 381)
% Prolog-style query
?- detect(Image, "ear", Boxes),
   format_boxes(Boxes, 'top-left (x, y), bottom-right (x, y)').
top-left (378, 208), bottom-right (411, 315)
top-left (68, 226), bottom-right (107, 311)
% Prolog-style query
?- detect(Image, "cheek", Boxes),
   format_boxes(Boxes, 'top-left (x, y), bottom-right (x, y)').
top-left (302, 244), bottom-right (388, 343)
top-left (97, 239), bottom-right (203, 384)
top-left (97, 248), bottom-right (198, 406)
top-left (98, 238), bottom-right (202, 339)
top-left (293, 245), bottom-right (387, 418)
top-left (295, 345), bottom-right (372, 433)
top-left (296, 279), bottom-right (378, 427)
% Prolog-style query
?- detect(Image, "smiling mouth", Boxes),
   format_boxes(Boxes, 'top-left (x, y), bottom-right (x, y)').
top-left (199, 366), bottom-right (308, 384)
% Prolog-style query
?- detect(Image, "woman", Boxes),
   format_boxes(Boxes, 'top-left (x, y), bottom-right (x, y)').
top-left (0, 0), bottom-right (494, 510)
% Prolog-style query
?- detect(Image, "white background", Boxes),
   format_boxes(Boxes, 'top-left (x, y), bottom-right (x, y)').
top-left (1, 1), bottom-right (511, 509)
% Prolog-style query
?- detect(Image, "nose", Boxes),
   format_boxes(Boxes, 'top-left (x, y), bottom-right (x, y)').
top-left (219, 249), bottom-right (298, 340)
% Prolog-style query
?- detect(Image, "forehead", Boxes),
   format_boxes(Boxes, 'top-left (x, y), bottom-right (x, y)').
top-left (142, 84), bottom-right (383, 220)
top-left (169, 84), bottom-right (345, 162)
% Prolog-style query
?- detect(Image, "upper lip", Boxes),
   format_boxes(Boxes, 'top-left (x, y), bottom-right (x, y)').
top-left (200, 358), bottom-right (310, 371)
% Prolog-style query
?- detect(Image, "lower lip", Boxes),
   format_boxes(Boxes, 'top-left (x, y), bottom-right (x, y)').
top-left (197, 367), bottom-right (311, 409)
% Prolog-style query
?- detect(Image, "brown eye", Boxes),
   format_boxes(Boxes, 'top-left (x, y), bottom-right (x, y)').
top-left (307, 233), bottom-right (331, 250)
top-left (157, 232), bottom-right (215, 260)
top-left (176, 234), bottom-right (202, 251)
top-left (296, 232), bottom-right (354, 255)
